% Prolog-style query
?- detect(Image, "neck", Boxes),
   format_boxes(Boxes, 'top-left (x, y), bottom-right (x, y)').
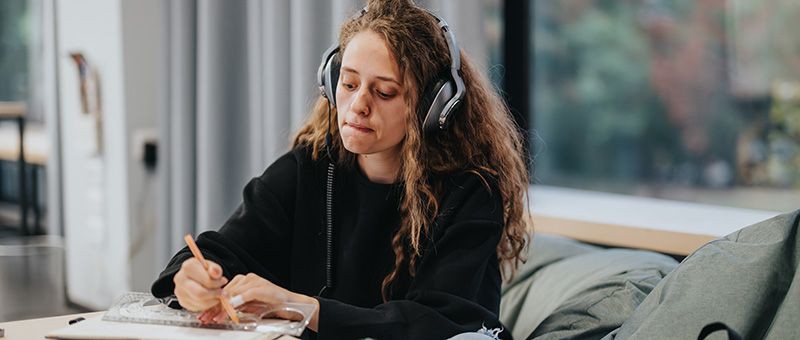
top-left (357, 147), bottom-right (401, 184)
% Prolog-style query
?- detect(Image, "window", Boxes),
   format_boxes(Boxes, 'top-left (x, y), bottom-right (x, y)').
top-left (0, 0), bottom-right (40, 232)
top-left (483, 0), bottom-right (504, 87)
top-left (529, 0), bottom-right (800, 212)
top-left (0, 0), bottom-right (29, 101)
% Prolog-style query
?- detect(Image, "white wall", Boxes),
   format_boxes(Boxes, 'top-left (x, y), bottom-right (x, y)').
top-left (56, 0), bottom-right (162, 309)
top-left (120, 0), bottom-right (164, 295)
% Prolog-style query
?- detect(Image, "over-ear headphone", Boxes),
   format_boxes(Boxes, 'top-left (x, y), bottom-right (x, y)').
top-left (317, 6), bottom-right (466, 135)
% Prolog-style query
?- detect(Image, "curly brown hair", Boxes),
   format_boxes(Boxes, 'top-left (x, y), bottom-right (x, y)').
top-left (293, 0), bottom-right (530, 301)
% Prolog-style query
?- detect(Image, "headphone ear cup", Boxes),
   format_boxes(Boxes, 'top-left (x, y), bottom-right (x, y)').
top-left (322, 53), bottom-right (341, 107)
top-left (419, 78), bottom-right (455, 135)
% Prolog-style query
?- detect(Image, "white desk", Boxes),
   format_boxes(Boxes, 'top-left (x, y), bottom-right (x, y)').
top-left (0, 312), bottom-right (300, 340)
top-left (0, 311), bottom-right (103, 339)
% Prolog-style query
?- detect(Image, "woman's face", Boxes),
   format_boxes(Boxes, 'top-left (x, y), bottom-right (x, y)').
top-left (336, 30), bottom-right (408, 158)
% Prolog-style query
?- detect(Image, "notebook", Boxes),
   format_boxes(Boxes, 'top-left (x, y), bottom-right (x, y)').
top-left (45, 315), bottom-right (287, 340)
top-left (46, 292), bottom-right (313, 340)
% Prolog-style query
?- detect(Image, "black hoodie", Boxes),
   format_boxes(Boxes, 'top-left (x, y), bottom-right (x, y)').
top-left (151, 146), bottom-right (511, 339)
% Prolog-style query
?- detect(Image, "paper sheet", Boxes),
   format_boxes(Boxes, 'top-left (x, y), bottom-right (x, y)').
top-left (45, 292), bottom-right (313, 339)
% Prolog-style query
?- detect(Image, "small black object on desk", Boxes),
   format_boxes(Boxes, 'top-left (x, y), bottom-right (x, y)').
top-left (68, 317), bottom-right (85, 325)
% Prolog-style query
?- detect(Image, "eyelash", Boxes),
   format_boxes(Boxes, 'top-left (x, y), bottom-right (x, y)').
top-left (342, 83), bottom-right (393, 99)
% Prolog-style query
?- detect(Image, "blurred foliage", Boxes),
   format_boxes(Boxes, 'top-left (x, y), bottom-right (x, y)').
top-left (0, 0), bottom-right (29, 101)
top-left (767, 82), bottom-right (800, 187)
top-left (531, 0), bottom-right (799, 191)
top-left (728, 0), bottom-right (800, 97)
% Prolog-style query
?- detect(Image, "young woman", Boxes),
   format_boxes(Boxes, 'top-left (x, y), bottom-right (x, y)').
top-left (151, 0), bottom-right (529, 338)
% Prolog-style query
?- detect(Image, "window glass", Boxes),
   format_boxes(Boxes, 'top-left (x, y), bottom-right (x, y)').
top-left (531, 0), bottom-right (800, 212)
top-left (0, 0), bottom-right (31, 204)
top-left (484, 0), bottom-right (503, 86)
top-left (0, 0), bottom-right (30, 101)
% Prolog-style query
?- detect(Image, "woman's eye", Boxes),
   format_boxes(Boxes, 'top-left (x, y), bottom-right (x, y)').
top-left (377, 90), bottom-right (392, 99)
top-left (343, 82), bottom-right (356, 90)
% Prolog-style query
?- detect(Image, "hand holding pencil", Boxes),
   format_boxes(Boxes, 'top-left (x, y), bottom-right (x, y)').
top-left (173, 234), bottom-right (239, 324)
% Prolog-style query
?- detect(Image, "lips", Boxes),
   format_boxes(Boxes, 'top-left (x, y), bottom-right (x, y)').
top-left (346, 122), bottom-right (374, 133)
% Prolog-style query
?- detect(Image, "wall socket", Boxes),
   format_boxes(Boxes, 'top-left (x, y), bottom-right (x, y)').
top-left (131, 128), bottom-right (158, 170)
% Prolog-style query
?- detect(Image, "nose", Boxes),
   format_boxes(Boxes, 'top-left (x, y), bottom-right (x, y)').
top-left (350, 86), bottom-right (371, 117)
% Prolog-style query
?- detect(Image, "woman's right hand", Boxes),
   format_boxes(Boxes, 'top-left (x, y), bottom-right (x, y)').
top-left (173, 258), bottom-right (229, 311)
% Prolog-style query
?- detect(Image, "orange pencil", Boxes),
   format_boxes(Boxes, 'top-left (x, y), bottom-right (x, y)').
top-left (183, 234), bottom-right (240, 324)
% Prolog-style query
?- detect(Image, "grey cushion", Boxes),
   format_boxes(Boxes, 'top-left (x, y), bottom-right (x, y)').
top-left (500, 235), bottom-right (678, 340)
top-left (602, 210), bottom-right (800, 340)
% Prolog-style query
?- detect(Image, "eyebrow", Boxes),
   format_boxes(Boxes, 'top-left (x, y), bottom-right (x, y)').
top-left (341, 66), bottom-right (401, 86)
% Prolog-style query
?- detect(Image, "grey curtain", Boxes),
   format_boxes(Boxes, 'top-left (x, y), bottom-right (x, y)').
top-left (158, 0), bottom-right (361, 256)
top-left (158, 0), bottom-right (492, 259)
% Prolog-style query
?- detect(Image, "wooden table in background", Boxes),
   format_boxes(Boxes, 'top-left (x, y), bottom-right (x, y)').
top-left (0, 101), bottom-right (37, 235)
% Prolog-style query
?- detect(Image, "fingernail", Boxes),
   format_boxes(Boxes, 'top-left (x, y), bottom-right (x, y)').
top-left (229, 294), bottom-right (244, 308)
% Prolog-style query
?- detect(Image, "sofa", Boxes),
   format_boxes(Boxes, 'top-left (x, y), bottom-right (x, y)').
top-left (500, 234), bottom-right (678, 340)
top-left (499, 210), bottom-right (800, 340)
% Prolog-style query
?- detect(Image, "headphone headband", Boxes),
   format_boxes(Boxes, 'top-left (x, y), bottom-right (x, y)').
top-left (317, 5), bottom-right (466, 134)
top-left (429, 14), bottom-right (466, 129)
